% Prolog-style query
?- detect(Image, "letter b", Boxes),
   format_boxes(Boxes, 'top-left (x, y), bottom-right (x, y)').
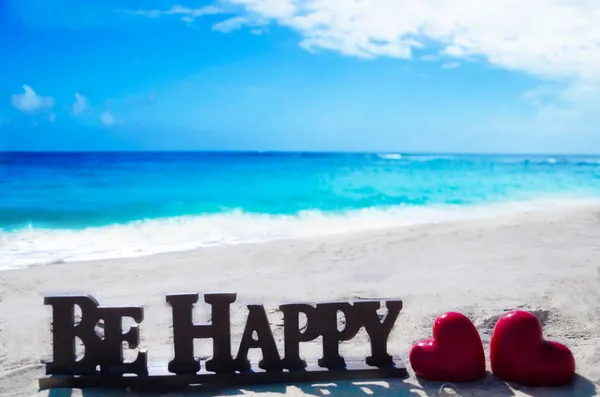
top-left (44, 295), bottom-right (147, 376)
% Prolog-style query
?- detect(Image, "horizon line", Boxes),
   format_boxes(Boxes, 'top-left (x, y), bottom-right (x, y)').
top-left (1, 150), bottom-right (600, 157)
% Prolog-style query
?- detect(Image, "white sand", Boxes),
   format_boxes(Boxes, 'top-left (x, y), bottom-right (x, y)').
top-left (1, 204), bottom-right (600, 397)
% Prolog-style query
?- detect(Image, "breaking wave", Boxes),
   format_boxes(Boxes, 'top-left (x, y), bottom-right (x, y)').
top-left (1, 197), bottom-right (596, 270)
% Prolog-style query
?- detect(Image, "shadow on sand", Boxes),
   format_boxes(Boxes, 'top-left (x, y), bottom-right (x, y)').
top-left (46, 373), bottom-right (598, 397)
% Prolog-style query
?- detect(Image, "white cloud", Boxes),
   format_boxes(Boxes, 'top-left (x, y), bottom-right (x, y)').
top-left (11, 85), bottom-right (54, 112)
top-left (212, 16), bottom-right (250, 32)
top-left (49, 113), bottom-right (56, 122)
top-left (215, 0), bottom-right (600, 130)
top-left (211, 15), bottom-right (270, 33)
top-left (128, 0), bottom-right (600, 130)
top-left (123, 5), bottom-right (222, 22)
top-left (129, 1), bottom-right (600, 84)
top-left (72, 93), bottom-right (88, 114)
top-left (442, 62), bottom-right (460, 69)
top-left (421, 54), bottom-right (438, 62)
top-left (220, 0), bottom-right (600, 83)
top-left (101, 111), bottom-right (115, 126)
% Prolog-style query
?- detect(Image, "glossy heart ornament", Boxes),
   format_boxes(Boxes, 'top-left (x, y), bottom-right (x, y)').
top-left (490, 310), bottom-right (576, 386)
top-left (410, 312), bottom-right (486, 382)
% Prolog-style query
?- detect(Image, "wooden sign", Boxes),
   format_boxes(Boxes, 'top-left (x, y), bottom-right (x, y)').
top-left (39, 293), bottom-right (408, 390)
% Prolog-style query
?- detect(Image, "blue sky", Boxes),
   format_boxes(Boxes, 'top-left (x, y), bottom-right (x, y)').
top-left (1, 0), bottom-right (600, 153)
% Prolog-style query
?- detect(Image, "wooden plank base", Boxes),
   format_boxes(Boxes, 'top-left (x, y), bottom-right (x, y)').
top-left (39, 358), bottom-right (408, 391)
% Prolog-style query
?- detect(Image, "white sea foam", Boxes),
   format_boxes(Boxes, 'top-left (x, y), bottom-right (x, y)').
top-left (376, 153), bottom-right (457, 161)
top-left (0, 197), bottom-right (598, 270)
top-left (377, 153), bottom-right (403, 160)
top-left (403, 155), bottom-right (455, 161)
top-left (376, 154), bottom-right (600, 165)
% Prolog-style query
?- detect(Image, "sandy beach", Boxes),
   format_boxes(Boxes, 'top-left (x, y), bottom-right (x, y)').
top-left (1, 204), bottom-right (599, 397)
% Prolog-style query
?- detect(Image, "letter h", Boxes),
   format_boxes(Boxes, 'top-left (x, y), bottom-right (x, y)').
top-left (166, 293), bottom-right (237, 374)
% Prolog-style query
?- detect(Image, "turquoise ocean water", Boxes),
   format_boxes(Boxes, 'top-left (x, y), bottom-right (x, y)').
top-left (1, 152), bottom-right (600, 269)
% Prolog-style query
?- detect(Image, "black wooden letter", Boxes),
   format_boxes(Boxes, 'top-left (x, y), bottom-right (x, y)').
top-left (234, 304), bottom-right (282, 372)
top-left (44, 295), bottom-right (148, 376)
top-left (354, 300), bottom-right (402, 367)
top-left (98, 306), bottom-right (148, 375)
top-left (167, 293), bottom-right (237, 374)
top-left (44, 295), bottom-right (102, 375)
top-left (315, 302), bottom-right (362, 369)
top-left (279, 303), bottom-right (320, 370)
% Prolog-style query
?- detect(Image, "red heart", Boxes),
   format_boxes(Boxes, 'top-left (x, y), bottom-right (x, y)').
top-left (490, 310), bottom-right (576, 386)
top-left (410, 312), bottom-right (486, 382)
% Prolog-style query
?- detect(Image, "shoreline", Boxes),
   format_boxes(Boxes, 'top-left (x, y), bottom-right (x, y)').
top-left (2, 197), bottom-right (599, 271)
top-left (1, 204), bottom-right (599, 396)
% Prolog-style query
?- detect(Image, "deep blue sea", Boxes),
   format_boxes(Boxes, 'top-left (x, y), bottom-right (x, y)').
top-left (2, 152), bottom-right (600, 269)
